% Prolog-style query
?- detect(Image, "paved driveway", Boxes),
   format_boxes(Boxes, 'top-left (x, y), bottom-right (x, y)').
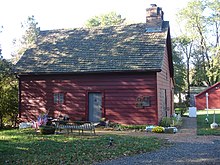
top-left (96, 118), bottom-right (220, 165)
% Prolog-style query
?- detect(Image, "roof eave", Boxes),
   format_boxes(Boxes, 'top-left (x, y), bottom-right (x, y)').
top-left (195, 82), bottom-right (220, 97)
top-left (15, 69), bottom-right (162, 76)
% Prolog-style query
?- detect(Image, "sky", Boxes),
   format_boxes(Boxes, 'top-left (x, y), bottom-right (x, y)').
top-left (0, 0), bottom-right (190, 59)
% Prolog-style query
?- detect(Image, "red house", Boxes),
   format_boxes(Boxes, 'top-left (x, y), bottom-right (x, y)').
top-left (195, 82), bottom-right (220, 110)
top-left (15, 5), bottom-right (174, 125)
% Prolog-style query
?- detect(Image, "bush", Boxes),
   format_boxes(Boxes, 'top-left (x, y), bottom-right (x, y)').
top-left (159, 116), bottom-right (182, 128)
top-left (106, 122), bottom-right (146, 131)
top-left (159, 117), bottom-right (172, 127)
top-left (171, 117), bottom-right (182, 128)
top-left (120, 125), bottom-right (146, 130)
top-left (152, 126), bottom-right (164, 133)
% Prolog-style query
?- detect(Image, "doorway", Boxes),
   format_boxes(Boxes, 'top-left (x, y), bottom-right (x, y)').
top-left (88, 92), bottom-right (102, 122)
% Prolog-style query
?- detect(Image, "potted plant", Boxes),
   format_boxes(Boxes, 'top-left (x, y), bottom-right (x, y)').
top-left (39, 125), bottom-right (55, 135)
top-left (37, 113), bottom-right (55, 134)
top-left (99, 118), bottom-right (106, 126)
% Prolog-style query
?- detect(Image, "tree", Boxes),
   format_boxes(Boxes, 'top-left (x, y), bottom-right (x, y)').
top-left (177, 0), bottom-right (220, 86)
top-left (0, 53), bottom-right (18, 128)
top-left (21, 15), bottom-right (40, 46)
top-left (174, 35), bottom-right (194, 106)
top-left (12, 15), bottom-right (40, 63)
top-left (206, 0), bottom-right (220, 84)
top-left (85, 11), bottom-right (126, 28)
top-left (172, 39), bottom-right (187, 105)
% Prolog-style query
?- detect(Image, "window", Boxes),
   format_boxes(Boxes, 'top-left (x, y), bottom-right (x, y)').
top-left (53, 93), bottom-right (64, 104)
top-left (142, 96), bottom-right (151, 107)
top-left (135, 96), bottom-right (151, 108)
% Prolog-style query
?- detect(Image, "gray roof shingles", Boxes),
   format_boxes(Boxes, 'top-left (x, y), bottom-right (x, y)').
top-left (15, 22), bottom-right (169, 74)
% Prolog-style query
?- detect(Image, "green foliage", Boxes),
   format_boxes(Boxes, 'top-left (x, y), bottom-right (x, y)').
top-left (206, 50), bottom-right (220, 83)
top-left (159, 116), bottom-right (182, 128)
top-left (152, 126), bottom-right (164, 133)
top-left (171, 117), bottom-right (183, 128)
top-left (85, 11), bottom-right (126, 28)
top-left (120, 125), bottom-right (146, 130)
top-left (0, 129), bottom-right (165, 164)
top-left (159, 117), bottom-right (172, 127)
top-left (177, 0), bottom-right (206, 37)
top-left (172, 39), bottom-right (187, 95)
top-left (21, 15), bottom-right (40, 46)
top-left (12, 15), bottom-right (40, 63)
top-left (173, 35), bottom-right (193, 106)
top-left (0, 56), bottom-right (18, 128)
top-left (107, 122), bottom-right (146, 131)
top-left (177, 0), bottom-right (220, 87)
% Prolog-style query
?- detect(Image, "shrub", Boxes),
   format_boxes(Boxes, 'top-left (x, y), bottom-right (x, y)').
top-left (159, 117), bottom-right (172, 127)
top-left (152, 126), bottom-right (164, 133)
top-left (159, 116), bottom-right (182, 128)
top-left (120, 125), bottom-right (146, 130)
top-left (107, 122), bottom-right (146, 131)
top-left (170, 116), bottom-right (182, 128)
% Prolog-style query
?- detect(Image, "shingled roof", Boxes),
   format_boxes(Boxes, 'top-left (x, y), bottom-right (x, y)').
top-left (15, 22), bottom-right (170, 74)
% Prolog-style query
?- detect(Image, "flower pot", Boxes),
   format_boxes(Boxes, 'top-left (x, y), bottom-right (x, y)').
top-left (164, 127), bottom-right (178, 134)
top-left (39, 126), bottom-right (55, 135)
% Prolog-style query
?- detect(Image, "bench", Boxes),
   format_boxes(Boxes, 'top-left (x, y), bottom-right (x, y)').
top-left (57, 121), bottom-right (96, 135)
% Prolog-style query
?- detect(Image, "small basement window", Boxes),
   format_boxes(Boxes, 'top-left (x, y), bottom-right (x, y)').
top-left (53, 93), bottom-right (64, 104)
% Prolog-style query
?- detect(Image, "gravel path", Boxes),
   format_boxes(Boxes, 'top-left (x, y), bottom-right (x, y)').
top-left (95, 118), bottom-right (220, 165)
top-left (96, 141), bottom-right (220, 165)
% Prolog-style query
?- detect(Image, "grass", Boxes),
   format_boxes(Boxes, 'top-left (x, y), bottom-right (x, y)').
top-left (0, 128), bottom-right (166, 165)
top-left (196, 110), bottom-right (220, 135)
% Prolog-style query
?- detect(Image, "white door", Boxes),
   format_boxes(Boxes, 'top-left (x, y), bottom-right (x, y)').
top-left (88, 92), bottom-right (102, 122)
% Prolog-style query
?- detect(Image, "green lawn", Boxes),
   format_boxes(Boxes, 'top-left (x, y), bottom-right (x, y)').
top-left (0, 129), bottom-right (166, 165)
top-left (197, 110), bottom-right (220, 135)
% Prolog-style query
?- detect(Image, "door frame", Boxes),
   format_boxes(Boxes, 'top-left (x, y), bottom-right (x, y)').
top-left (85, 90), bottom-right (105, 121)
top-left (160, 89), bottom-right (168, 117)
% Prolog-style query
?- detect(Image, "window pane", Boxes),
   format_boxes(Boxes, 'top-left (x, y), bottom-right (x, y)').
top-left (54, 93), bottom-right (59, 103)
top-left (59, 93), bottom-right (64, 104)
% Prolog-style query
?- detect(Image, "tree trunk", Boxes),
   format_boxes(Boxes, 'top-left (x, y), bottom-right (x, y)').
top-left (187, 57), bottom-right (190, 107)
top-left (0, 113), bottom-right (3, 128)
top-left (178, 91), bottom-right (182, 106)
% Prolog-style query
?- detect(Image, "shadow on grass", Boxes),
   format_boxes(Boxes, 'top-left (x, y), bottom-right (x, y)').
top-left (0, 128), bottom-right (165, 164)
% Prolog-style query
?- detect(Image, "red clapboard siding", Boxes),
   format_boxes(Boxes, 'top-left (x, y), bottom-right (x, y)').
top-left (195, 82), bottom-right (220, 110)
top-left (19, 72), bottom-right (158, 125)
top-left (20, 73), bottom-right (157, 124)
top-left (156, 43), bottom-right (174, 122)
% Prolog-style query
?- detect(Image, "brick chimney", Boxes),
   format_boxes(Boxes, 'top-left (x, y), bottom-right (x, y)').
top-left (146, 4), bottom-right (164, 32)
